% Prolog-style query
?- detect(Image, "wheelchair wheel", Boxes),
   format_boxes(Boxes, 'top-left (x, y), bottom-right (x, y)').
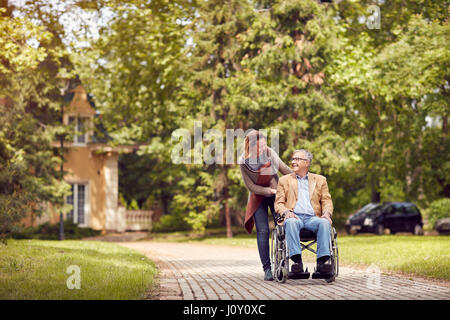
top-left (271, 225), bottom-right (288, 283)
top-left (326, 227), bottom-right (339, 283)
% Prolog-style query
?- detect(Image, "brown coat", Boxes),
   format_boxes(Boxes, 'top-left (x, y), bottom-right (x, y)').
top-left (275, 172), bottom-right (333, 218)
top-left (240, 148), bottom-right (292, 233)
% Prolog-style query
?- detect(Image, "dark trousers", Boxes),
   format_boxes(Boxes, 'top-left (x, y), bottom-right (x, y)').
top-left (253, 195), bottom-right (276, 271)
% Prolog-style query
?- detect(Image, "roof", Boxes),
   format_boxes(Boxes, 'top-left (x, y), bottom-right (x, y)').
top-left (65, 85), bottom-right (96, 116)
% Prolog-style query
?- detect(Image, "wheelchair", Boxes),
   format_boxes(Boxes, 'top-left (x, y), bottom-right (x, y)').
top-left (270, 218), bottom-right (339, 283)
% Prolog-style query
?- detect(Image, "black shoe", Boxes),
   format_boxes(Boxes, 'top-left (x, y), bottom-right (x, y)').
top-left (288, 261), bottom-right (310, 279)
top-left (291, 254), bottom-right (302, 264)
top-left (316, 263), bottom-right (333, 273)
top-left (316, 256), bottom-right (333, 274)
top-left (290, 254), bottom-right (303, 273)
top-left (317, 255), bottom-right (330, 264)
top-left (291, 262), bottom-right (304, 273)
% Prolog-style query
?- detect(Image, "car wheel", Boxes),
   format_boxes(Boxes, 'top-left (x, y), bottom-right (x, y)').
top-left (413, 224), bottom-right (424, 236)
top-left (375, 224), bottom-right (384, 235)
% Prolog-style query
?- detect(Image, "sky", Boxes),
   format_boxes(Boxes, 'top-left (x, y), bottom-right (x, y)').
top-left (10, 0), bottom-right (115, 48)
top-left (9, 0), bottom-right (194, 50)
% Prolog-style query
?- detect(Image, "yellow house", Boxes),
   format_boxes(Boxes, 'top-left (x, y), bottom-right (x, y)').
top-left (40, 84), bottom-right (148, 233)
top-left (16, 83), bottom-right (154, 233)
top-left (61, 84), bottom-right (119, 231)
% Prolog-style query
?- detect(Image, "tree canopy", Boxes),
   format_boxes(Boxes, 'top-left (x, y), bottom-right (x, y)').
top-left (2, 0), bottom-right (449, 235)
top-left (0, 1), bottom-right (73, 239)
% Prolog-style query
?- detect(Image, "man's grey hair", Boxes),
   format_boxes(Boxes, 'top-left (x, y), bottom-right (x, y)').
top-left (293, 149), bottom-right (313, 168)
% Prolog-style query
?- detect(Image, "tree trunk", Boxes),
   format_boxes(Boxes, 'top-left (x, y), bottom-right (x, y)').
top-left (223, 166), bottom-right (233, 238)
top-left (371, 188), bottom-right (381, 203)
top-left (224, 196), bottom-right (233, 238)
top-left (443, 114), bottom-right (448, 135)
top-left (0, 0), bottom-right (13, 17)
top-left (161, 193), bottom-right (170, 215)
top-left (370, 174), bottom-right (381, 203)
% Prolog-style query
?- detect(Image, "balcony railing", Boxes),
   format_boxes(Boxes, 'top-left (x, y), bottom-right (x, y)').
top-left (125, 210), bottom-right (153, 231)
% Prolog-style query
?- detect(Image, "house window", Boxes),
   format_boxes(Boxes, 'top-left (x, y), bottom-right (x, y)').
top-left (66, 183), bottom-right (89, 227)
top-left (68, 116), bottom-right (89, 145)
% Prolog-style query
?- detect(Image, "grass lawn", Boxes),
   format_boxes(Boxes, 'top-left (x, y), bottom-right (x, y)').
top-left (149, 229), bottom-right (450, 281)
top-left (0, 239), bottom-right (157, 300)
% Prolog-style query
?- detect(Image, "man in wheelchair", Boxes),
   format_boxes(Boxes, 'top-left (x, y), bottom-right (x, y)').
top-left (274, 149), bottom-right (334, 278)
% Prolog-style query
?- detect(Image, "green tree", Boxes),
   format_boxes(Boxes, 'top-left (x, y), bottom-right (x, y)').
top-left (0, 2), bottom-right (72, 241)
top-left (328, 6), bottom-right (449, 207)
top-left (175, 0), bottom-right (257, 236)
top-left (73, 0), bottom-right (197, 141)
top-left (71, 0), bottom-right (200, 232)
top-left (373, 16), bottom-right (450, 202)
top-left (76, 0), bottom-right (355, 232)
top-left (234, 0), bottom-right (355, 218)
top-left (71, 0), bottom-right (449, 234)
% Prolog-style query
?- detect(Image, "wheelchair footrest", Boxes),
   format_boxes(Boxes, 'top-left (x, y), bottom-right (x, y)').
top-left (288, 271), bottom-right (310, 279)
top-left (312, 272), bottom-right (334, 280)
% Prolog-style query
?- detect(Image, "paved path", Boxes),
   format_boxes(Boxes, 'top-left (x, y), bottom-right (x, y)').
top-left (118, 241), bottom-right (450, 300)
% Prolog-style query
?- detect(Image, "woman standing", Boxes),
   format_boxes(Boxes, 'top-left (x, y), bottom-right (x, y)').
top-left (239, 130), bottom-right (292, 280)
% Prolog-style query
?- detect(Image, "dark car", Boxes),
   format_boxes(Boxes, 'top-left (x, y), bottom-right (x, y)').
top-left (345, 202), bottom-right (424, 235)
top-left (345, 202), bottom-right (382, 234)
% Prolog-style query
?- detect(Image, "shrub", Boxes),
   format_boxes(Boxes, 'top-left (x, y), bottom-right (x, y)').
top-left (428, 198), bottom-right (450, 227)
top-left (128, 199), bottom-right (140, 210)
top-left (11, 220), bottom-right (101, 240)
top-left (152, 212), bottom-right (191, 233)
